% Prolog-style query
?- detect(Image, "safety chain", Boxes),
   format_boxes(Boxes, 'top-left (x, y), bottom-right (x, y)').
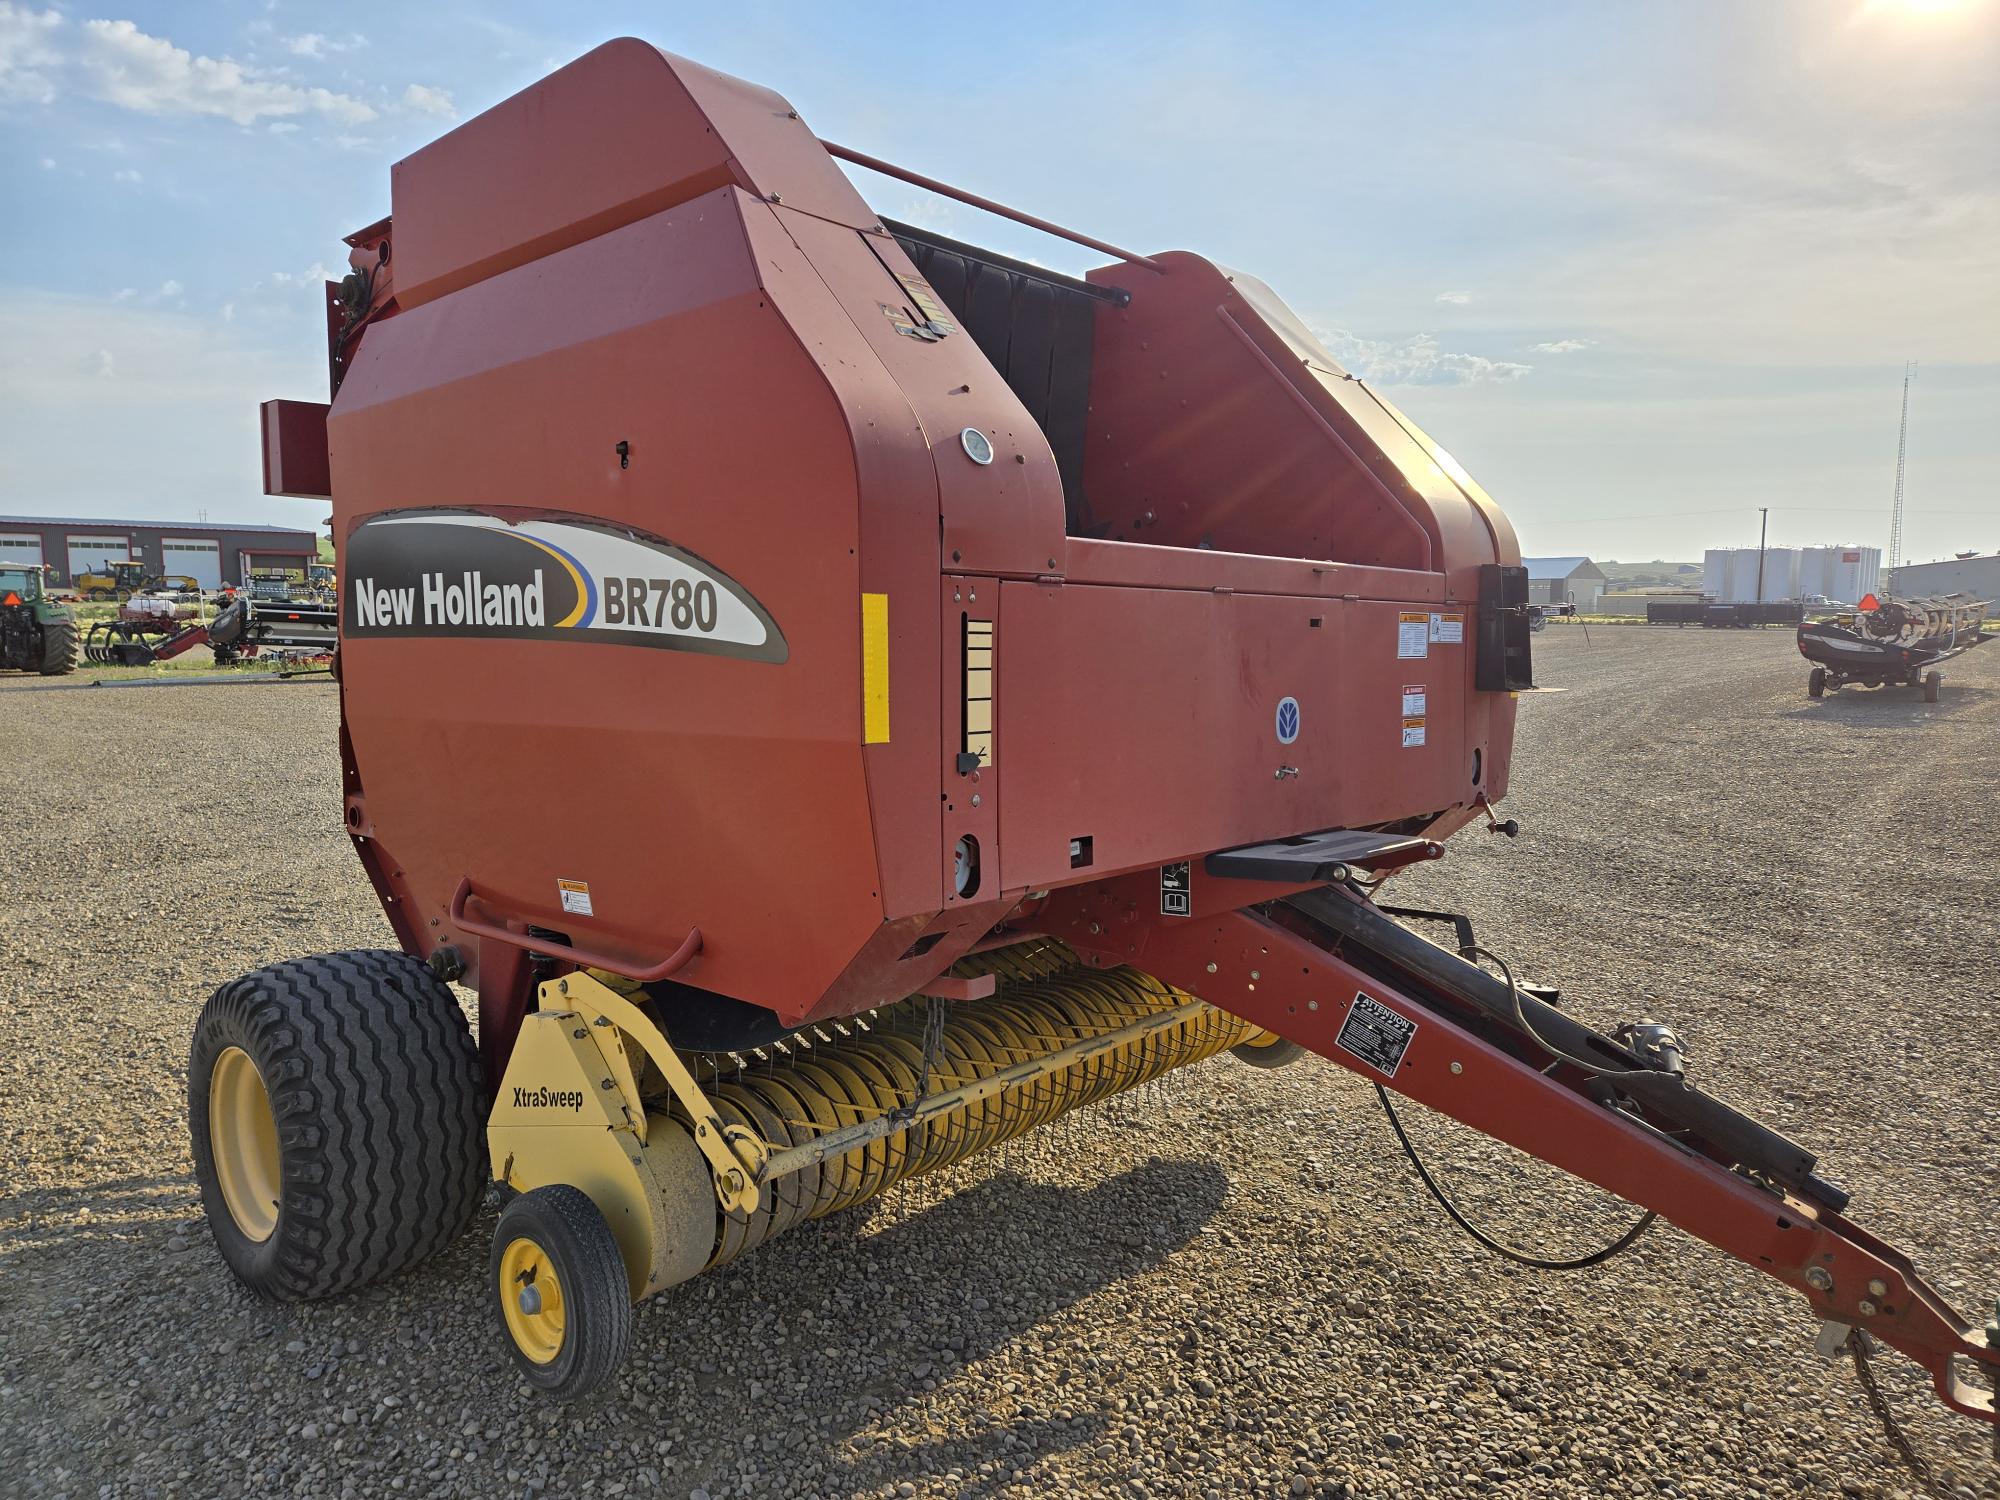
top-left (1849, 1334), bottom-right (1952, 1500)
top-left (888, 996), bottom-right (948, 1124)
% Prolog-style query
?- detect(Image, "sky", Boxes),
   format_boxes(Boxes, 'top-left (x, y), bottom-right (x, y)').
top-left (2, 0), bottom-right (1995, 564)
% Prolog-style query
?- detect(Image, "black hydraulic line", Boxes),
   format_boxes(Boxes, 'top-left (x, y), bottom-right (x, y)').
top-left (1374, 1083), bottom-right (1656, 1271)
top-left (1283, 886), bottom-right (1850, 1212)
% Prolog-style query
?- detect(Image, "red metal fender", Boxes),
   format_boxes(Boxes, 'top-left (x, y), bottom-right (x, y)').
top-left (1047, 890), bottom-right (1999, 1430)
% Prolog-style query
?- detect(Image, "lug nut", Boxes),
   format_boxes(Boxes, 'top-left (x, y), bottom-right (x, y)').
top-left (1805, 1267), bottom-right (1833, 1292)
top-left (1868, 1279), bottom-right (1888, 1297)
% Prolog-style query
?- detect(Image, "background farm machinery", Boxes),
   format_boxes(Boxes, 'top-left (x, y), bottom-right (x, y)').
top-left (73, 559), bottom-right (203, 601)
top-left (80, 596), bottom-right (337, 667)
top-left (0, 565), bottom-right (78, 675)
top-left (1801, 593), bottom-right (1991, 700)
top-left (1646, 597), bottom-right (1806, 628)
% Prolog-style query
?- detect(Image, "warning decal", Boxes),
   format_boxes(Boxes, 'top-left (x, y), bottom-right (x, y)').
top-left (1401, 684), bottom-right (1427, 717)
top-left (1402, 718), bottom-right (1427, 748)
top-left (1397, 613), bottom-right (1430, 659)
top-left (1334, 991), bottom-right (1417, 1077)
top-left (1430, 611), bottom-right (1464, 644)
top-left (557, 879), bottom-right (594, 917)
top-left (1160, 861), bottom-right (1191, 917)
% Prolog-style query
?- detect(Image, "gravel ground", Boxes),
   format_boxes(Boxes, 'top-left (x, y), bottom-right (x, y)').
top-left (1, 627), bottom-right (1995, 1500)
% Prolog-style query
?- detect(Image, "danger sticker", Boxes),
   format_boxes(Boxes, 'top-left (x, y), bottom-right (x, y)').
top-left (1160, 860), bottom-right (1191, 917)
top-left (1334, 991), bottom-right (1418, 1077)
top-left (1401, 684), bottom-right (1427, 717)
top-left (557, 879), bottom-right (594, 917)
top-left (1430, 611), bottom-right (1464, 644)
top-left (1397, 613), bottom-right (1430, 660)
top-left (1401, 718), bottom-right (1427, 748)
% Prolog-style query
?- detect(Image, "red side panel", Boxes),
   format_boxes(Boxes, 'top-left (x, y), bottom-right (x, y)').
top-left (390, 39), bottom-right (876, 311)
top-left (997, 584), bottom-right (1490, 890)
top-left (261, 399), bottom-right (332, 499)
top-left (332, 191), bottom-right (885, 1022)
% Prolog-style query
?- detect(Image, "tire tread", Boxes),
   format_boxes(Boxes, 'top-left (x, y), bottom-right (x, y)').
top-left (189, 949), bottom-right (486, 1300)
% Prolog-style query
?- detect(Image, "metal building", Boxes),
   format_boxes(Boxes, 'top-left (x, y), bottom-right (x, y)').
top-left (0, 515), bottom-right (318, 590)
top-left (1887, 553), bottom-right (2000, 604)
top-left (1520, 556), bottom-right (1608, 611)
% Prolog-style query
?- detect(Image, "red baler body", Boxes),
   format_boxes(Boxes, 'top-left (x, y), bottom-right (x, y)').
top-left (325, 41), bottom-right (1518, 1026)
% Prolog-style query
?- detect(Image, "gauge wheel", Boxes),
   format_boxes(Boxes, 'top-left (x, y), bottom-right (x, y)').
top-left (491, 1185), bottom-right (636, 1398)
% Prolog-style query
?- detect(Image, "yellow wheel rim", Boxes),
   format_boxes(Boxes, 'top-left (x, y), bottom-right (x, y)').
top-left (499, 1237), bottom-right (566, 1364)
top-left (209, 1046), bottom-right (282, 1242)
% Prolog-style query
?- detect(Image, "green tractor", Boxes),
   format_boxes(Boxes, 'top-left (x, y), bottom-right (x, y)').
top-left (0, 566), bottom-right (79, 676)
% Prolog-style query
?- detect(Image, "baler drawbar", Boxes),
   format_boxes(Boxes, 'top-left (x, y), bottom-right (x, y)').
top-left (192, 36), bottom-right (1995, 1440)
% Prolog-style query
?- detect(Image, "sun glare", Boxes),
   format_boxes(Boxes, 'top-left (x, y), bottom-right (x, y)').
top-left (1859, 0), bottom-right (1979, 18)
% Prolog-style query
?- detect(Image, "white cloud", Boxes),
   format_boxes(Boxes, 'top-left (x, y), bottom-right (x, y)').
top-left (75, 17), bottom-right (376, 126)
top-left (897, 197), bottom-right (955, 230)
top-left (1434, 291), bottom-right (1473, 306)
top-left (268, 120), bottom-right (298, 134)
top-left (0, 3), bottom-right (62, 104)
top-left (401, 82), bottom-right (454, 118)
top-left (112, 167), bottom-right (141, 183)
top-left (39, 155), bottom-right (54, 168)
top-left (284, 32), bottom-right (366, 59)
top-left (157, 279), bottom-right (183, 298)
top-left (1529, 338), bottom-right (1594, 354)
top-left (1312, 324), bottom-right (1532, 387)
top-left (111, 287), bottom-right (134, 301)
top-left (220, 302), bottom-right (234, 323)
top-left (0, 289), bottom-right (331, 519)
top-left (268, 262), bottom-right (330, 289)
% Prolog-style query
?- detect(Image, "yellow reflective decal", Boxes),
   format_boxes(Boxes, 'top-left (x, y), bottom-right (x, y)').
top-left (862, 593), bottom-right (890, 743)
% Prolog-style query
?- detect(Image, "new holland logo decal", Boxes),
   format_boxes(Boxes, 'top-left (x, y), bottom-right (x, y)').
top-left (343, 510), bottom-right (786, 662)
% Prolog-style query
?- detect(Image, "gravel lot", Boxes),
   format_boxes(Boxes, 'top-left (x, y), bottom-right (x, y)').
top-left (2, 627), bottom-right (1995, 1500)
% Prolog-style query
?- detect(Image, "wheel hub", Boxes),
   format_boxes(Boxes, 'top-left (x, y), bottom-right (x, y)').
top-left (209, 1046), bottom-right (281, 1242)
top-left (499, 1238), bottom-right (565, 1364)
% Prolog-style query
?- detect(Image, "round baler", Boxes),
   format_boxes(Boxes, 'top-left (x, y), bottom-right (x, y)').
top-left (196, 39), bottom-right (1999, 1429)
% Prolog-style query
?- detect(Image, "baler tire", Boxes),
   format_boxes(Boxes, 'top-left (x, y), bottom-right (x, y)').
top-left (491, 1185), bottom-right (634, 1398)
top-left (1807, 667), bottom-right (1825, 699)
top-left (187, 950), bottom-right (487, 1303)
top-left (1231, 1035), bottom-right (1307, 1070)
top-left (38, 620), bottom-right (77, 676)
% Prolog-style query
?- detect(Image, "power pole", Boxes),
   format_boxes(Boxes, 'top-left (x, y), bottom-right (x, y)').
top-left (1755, 506), bottom-right (1769, 602)
top-left (1888, 362), bottom-right (1913, 574)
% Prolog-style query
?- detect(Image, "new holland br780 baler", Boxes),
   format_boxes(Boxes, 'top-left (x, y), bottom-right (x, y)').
top-left (196, 39), bottom-right (1999, 1419)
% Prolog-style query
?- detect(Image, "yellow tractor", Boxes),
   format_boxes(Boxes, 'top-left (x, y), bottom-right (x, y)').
top-left (74, 559), bottom-right (202, 600)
